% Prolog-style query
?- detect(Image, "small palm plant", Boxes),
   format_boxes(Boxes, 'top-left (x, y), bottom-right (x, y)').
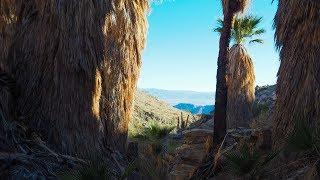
top-left (288, 120), bottom-right (320, 156)
top-left (225, 144), bottom-right (279, 179)
top-left (131, 121), bottom-right (174, 141)
top-left (131, 121), bottom-right (175, 154)
top-left (60, 157), bottom-right (137, 180)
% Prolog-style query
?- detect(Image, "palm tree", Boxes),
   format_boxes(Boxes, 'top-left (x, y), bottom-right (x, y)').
top-left (272, 0), bottom-right (320, 149)
top-left (191, 1), bottom-right (251, 179)
top-left (0, 0), bottom-right (149, 156)
top-left (215, 16), bottom-right (265, 129)
top-left (214, 0), bottom-right (251, 145)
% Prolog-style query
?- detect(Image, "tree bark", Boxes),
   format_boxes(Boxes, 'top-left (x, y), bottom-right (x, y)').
top-left (213, 10), bottom-right (234, 145)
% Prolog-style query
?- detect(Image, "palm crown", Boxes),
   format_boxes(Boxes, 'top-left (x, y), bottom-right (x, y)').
top-left (214, 15), bottom-right (265, 45)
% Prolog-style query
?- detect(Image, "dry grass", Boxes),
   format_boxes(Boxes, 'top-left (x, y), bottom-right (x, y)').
top-left (227, 44), bottom-right (255, 129)
top-left (272, 0), bottom-right (320, 149)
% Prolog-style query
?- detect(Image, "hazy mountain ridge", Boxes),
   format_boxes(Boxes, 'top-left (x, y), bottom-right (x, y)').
top-left (143, 88), bottom-right (214, 105)
top-left (140, 86), bottom-right (275, 116)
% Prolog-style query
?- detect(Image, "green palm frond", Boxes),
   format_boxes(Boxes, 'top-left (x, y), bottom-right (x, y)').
top-left (59, 157), bottom-right (112, 180)
top-left (253, 29), bottom-right (266, 36)
top-left (225, 144), bottom-right (260, 176)
top-left (249, 39), bottom-right (263, 44)
top-left (214, 15), bottom-right (265, 45)
top-left (131, 121), bottom-right (174, 141)
top-left (213, 18), bottom-right (224, 33)
top-left (259, 150), bottom-right (280, 168)
top-left (287, 120), bottom-right (319, 153)
top-left (225, 144), bottom-right (279, 178)
top-left (120, 161), bottom-right (137, 180)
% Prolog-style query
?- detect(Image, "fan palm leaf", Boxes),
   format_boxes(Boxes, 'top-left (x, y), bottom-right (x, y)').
top-left (215, 15), bottom-right (265, 45)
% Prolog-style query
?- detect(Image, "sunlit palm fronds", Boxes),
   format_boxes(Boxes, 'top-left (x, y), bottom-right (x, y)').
top-left (214, 15), bottom-right (265, 45)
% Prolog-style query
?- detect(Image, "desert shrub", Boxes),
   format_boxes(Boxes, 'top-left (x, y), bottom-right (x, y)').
top-left (252, 102), bottom-right (269, 118)
top-left (167, 139), bottom-right (181, 154)
top-left (59, 156), bottom-right (137, 180)
top-left (59, 157), bottom-right (112, 180)
top-left (131, 121), bottom-right (174, 141)
top-left (225, 144), bottom-right (279, 178)
top-left (129, 121), bottom-right (175, 178)
top-left (287, 120), bottom-right (320, 156)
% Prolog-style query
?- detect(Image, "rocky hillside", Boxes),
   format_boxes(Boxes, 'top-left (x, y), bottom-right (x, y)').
top-left (255, 85), bottom-right (276, 107)
top-left (130, 85), bottom-right (276, 132)
top-left (130, 90), bottom-right (197, 133)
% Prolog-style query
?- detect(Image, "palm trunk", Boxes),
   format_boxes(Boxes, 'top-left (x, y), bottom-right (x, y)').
top-left (272, 0), bottom-right (320, 149)
top-left (213, 11), bottom-right (234, 144)
top-left (1, 0), bottom-right (149, 156)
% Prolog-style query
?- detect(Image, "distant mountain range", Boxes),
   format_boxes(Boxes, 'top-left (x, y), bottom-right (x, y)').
top-left (141, 86), bottom-right (276, 115)
top-left (141, 88), bottom-right (215, 115)
top-left (142, 88), bottom-right (215, 106)
top-left (174, 103), bottom-right (214, 115)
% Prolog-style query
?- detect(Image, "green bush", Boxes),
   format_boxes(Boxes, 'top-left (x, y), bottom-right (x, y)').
top-left (288, 120), bottom-right (320, 156)
top-left (131, 121), bottom-right (175, 141)
top-left (59, 156), bottom-right (137, 180)
top-left (59, 156), bottom-right (112, 180)
top-left (225, 144), bottom-right (279, 178)
top-left (252, 102), bottom-right (269, 118)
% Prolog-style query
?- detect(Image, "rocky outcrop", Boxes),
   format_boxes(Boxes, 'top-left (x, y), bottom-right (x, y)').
top-left (255, 85), bottom-right (276, 107)
top-left (169, 118), bottom-right (214, 179)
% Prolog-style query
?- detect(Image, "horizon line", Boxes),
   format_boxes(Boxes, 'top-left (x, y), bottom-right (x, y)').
top-left (138, 87), bottom-right (215, 93)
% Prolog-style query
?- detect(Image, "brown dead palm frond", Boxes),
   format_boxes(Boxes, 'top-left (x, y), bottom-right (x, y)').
top-left (227, 44), bottom-right (255, 129)
top-left (0, 71), bottom-right (134, 179)
top-left (272, 0), bottom-right (320, 149)
top-left (0, 0), bottom-right (149, 156)
top-left (0, 0), bottom-right (150, 178)
top-left (0, 71), bottom-right (85, 178)
top-left (222, 0), bottom-right (251, 16)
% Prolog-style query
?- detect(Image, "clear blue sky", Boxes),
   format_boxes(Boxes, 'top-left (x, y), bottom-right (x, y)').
top-left (138, 0), bottom-right (279, 92)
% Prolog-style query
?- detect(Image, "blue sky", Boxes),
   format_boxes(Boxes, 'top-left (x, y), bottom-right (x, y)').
top-left (138, 0), bottom-right (279, 92)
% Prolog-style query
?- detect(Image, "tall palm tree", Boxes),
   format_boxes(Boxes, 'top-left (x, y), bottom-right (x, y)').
top-left (215, 16), bottom-right (265, 129)
top-left (272, 0), bottom-right (320, 149)
top-left (191, 1), bottom-right (252, 179)
top-left (0, 0), bottom-right (149, 156)
top-left (214, 0), bottom-right (250, 145)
